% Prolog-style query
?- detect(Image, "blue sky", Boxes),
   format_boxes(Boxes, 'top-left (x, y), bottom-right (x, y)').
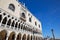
top-left (19, 0), bottom-right (60, 38)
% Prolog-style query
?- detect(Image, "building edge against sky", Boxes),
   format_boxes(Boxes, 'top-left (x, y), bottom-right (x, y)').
top-left (0, 0), bottom-right (42, 40)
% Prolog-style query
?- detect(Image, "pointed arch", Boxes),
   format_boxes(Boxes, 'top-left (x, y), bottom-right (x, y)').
top-left (2, 17), bottom-right (7, 24)
top-left (0, 30), bottom-right (7, 40)
top-left (7, 19), bottom-right (11, 26)
top-left (22, 34), bottom-right (26, 40)
top-left (0, 15), bottom-right (2, 22)
top-left (8, 32), bottom-right (15, 40)
top-left (18, 23), bottom-right (20, 28)
top-left (16, 33), bottom-right (21, 40)
top-left (21, 24), bottom-right (23, 29)
top-left (15, 22), bottom-right (18, 28)
top-left (11, 20), bottom-right (15, 27)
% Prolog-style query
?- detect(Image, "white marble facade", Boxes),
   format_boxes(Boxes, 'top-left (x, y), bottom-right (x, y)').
top-left (0, 0), bottom-right (42, 40)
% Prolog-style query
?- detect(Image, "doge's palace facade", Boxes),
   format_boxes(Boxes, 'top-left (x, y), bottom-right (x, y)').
top-left (0, 0), bottom-right (42, 40)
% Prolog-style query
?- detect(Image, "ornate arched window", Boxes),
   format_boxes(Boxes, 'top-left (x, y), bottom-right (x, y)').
top-left (9, 4), bottom-right (15, 11)
top-left (21, 13), bottom-right (26, 18)
top-left (20, 13), bottom-right (26, 22)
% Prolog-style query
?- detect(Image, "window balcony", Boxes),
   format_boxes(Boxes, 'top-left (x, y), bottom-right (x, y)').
top-left (20, 17), bottom-right (26, 22)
